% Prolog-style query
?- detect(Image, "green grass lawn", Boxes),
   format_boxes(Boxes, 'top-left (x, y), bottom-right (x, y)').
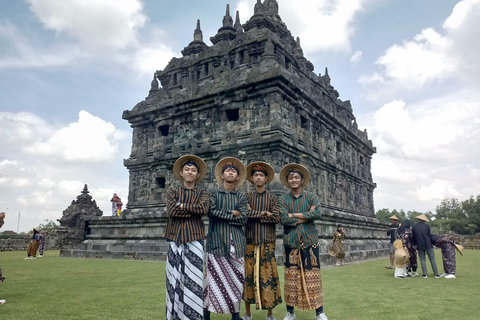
top-left (0, 249), bottom-right (478, 320)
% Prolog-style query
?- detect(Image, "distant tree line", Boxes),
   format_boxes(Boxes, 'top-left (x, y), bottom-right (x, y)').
top-left (376, 194), bottom-right (480, 235)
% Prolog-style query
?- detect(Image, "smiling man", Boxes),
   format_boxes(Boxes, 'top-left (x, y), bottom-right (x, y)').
top-left (204, 157), bottom-right (248, 320)
top-left (165, 155), bottom-right (209, 320)
top-left (279, 164), bottom-right (327, 320)
top-left (243, 162), bottom-right (282, 320)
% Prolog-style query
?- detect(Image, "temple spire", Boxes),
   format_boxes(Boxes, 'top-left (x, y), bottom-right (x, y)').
top-left (222, 4), bottom-right (233, 27)
top-left (254, 0), bottom-right (264, 15)
top-left (194, 19), bottom-right (203, 41)
top-left (234, 10), bottom-right (242, 30)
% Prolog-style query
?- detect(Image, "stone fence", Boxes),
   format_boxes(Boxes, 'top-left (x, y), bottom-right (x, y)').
top-left (0, 234), bottom-right (62, 252)
top-left (458, 233), bottom-right (480, 250)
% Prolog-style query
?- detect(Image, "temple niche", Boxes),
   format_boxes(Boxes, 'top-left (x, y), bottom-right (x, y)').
top-left (61, 1), bottom-right (387, 263)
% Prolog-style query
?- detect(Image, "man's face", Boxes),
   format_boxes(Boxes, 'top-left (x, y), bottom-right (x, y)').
top-left (252, 171), bottom-right (267, 187)
top-left (223, 167), bottom-right (239, 183)
top-left (287, 172), bottom-right (302, 189)
top-left (390, 219), bottom-right (398, 226)
top-left (180, 165), bottom-right (199, 183)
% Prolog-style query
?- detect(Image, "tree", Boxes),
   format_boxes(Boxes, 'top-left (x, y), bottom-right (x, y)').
top-left (375, 208), bottom-right (392, 223)
top-left (37, 220), bottom-right (59, 233)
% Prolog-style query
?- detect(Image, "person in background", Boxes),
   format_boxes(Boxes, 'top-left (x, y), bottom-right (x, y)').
top-left (430, 233), bottom-right (463, 279)
top-left (242, 162), bottom-right (282, 320)
top-left (385, 215), bottom-right (400, 269)
top-left (413, 214), bottom-right (440, 278)
top-left (0, 212), bottom-right (6, 304)
top-left (332, 224), bottom-right (346, 267)
top-left (111, 193), bottom-right (119, 216)
top-left (38, 231), bottom-right (47, 257)
top-left (26, 227), bottom-right (40, 260)
top-left (116, 197), bottom-right (123, 216)
top-left (394, 219), bottom-right (417, 278)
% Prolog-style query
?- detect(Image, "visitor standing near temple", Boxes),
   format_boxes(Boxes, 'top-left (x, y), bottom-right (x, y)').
top-left (393, 219), bottom-right (417, 278)
top-left (243, 162), bottom-right (282, 320)
top-left (430, 233), bottom-right (463, 279)
top-left (385, 215), bottom-right (399, 269)
top-left (413, 214), bottom-right (440, 278)
top-left (332, 224), bottom-right (346, 267)
top-left (165, 155), bottom-right (209, 320)
top-left (111, 193), bottom-right (119, 216)
top-left (279, 163), bottom-right (328, 320)
top-left (38, 231), bottom-right (47, 257)
top-left (0, 212), bottom-right (6, 305)
top-left (204, 157), bottom-right (248, 320)
top-left (26, 227), bottom-right (40, 259)
top-left (116, 197), bottom-right (123, 216)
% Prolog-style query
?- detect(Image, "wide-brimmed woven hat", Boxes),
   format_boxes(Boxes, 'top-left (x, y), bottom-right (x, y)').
top-left (416, 214), bottom-right (429, 222)
top-left (246, 161), bottom-right (275, 185)
top-left (173, 155), bottom-right (207, 183)
top-left (389, 215), bottom-right (399, 220)
top-left (279, 163), bottom-right (310, 188)
top-left (328, 246), bottom-right (337, 257)
top-left (214, 157), bottom-right (246, 189)
top-left (454, 244), bottom-right (464, 256)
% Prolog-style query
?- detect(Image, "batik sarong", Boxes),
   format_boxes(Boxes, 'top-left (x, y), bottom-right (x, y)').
top-left (284, 242), bottom-right (324, 311)
top-left (440, 241), bottom-right (456, 274)
top-left (166, 240), bottom-right (204, 320)
top-left (243, 243), bottom-right (282, 310)
top-left (204, 240), bottom-right (245, 314)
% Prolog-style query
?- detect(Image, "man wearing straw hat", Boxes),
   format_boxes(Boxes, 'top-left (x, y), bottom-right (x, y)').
top-left (165, 155), bottom-right (209, 320)
top-left (412, 214), bottom-right (440, 278)
top-left (385, 215), bottom-right (400, 269)
top-left (430, 233), bottom-right (463, 279)
top-left (279, 163), bottom-right (328, 320)
top-left (204, 157), bottom-right (248, 320)
top-left (242, 162), bottom-right (282, 320)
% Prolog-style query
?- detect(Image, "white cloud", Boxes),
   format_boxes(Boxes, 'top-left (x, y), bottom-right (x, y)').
top-left (235, 0), bottom-right (368, 54)
top-left (27, 0), bottom-right (147, 53)
top-left (350, 50), bottom-right (362, 64)
top-left (359, 0), bottom-right (480, 101)
top-left (24, 110), bottom-right (119, 163)
top-left (417, 179), bottom-right (460, 202)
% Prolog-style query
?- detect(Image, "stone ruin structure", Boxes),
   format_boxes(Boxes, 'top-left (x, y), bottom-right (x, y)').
top-left (61, 1), bottom-right (388, 263)
top-left (58, 184), bottom-right (102, 246)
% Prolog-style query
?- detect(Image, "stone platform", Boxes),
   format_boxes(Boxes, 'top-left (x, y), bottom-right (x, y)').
top-left (60, 209), bottom-right (390, 265)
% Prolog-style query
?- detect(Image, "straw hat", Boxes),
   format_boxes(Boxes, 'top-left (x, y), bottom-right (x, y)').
top-left (173, 155), bottom-right (207, 183)
top-left (279, 163), bottom-right (311, 188)
top-left (33, 227), bottom-right (39, 232)
top-left (246, 161), bottom-right (275, 185)
top-left (214, 157), bottom-right (246, 189)
top-left (454, 244), bottom-right (464, 256)
top-left (416, 214), bottom-right (429, 222)
top-left (389, 215), bottom-right (399, 221)
top-left (328, 246), bottom-right (337, 257)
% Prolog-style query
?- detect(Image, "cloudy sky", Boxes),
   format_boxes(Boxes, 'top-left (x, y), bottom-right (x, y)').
top-left (1, 0), bottom-right (479, 232)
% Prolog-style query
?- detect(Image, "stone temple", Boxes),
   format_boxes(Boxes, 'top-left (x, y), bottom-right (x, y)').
top-left (61, 1), bottom-right (387, 263)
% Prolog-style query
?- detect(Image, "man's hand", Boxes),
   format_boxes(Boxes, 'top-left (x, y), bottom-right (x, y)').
top-left (296, 218), bottom-right (308, 225)
top-left (232, 210), bottom-right (241, 217)
top-left (262, 211), bottom-right (273, 217)
top-left (310, 205), bottom-right (316, 211)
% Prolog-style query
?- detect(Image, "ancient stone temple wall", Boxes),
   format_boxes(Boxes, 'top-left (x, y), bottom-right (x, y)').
top-left (62, 1), bottom-right (388, 263)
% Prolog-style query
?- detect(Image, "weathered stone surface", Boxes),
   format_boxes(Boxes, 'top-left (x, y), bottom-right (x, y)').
top-left (62, 1), bottom-right (389, 264)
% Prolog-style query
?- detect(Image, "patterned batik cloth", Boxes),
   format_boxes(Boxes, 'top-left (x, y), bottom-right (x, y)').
top-left (284, 242), bottom-right (324, 311)
top-left (332, 231), bottom-right (346, 260)
top-left (166, 240), bottom-right (204, 320)
top-left (243, 243), bottom-right (282, 310)
top-left (440, 241), bottom-right (456, 274)
top-left (204, 239), bottom-right (245, 314)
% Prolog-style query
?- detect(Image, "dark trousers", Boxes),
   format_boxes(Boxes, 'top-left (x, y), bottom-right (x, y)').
top-left (418, 248), bottom-right (439, 276)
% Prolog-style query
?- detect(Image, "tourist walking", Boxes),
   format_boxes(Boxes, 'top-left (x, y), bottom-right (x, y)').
top-left (26, 227), bottom-right (40, 259)
top-left (204, 157), bottom-right (248, 320)
top-left (165, 155), bottom-right (209, 320)
top-left (243, 162), bottom-right (282, 320)
top-left (332, 224), bottom-right (346, 267)
top-left (279, 163), bottom-right (328, 320)
top-left (413, 214), bottom-right (440, 278)
top-left (385, 215), bottom-right (399, 269)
